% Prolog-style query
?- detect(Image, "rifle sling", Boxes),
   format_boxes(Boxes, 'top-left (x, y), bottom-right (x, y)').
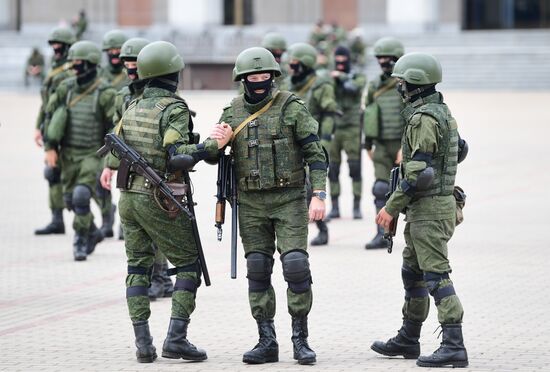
top-left (373, 79), bottom-right (397, 99)
top-left (68, 79), bottom-right (101, 108)
top-left (230, 91), bottom-right (280, 143)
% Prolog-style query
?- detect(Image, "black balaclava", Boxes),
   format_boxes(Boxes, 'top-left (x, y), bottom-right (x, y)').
top-left (74, 61), bottom-right (97, 86)
top-left (148, 72), bottom-right (179, 93)
top-left (270, 49), bottom-right (283, 64)
top-left (242, 73), bottom-right (273, 104)
top-left (107, 50), bottom-right (123, 73)
top-left (334, 45), bottom-right (351, 73)
top-left (50, 42), bottom-right (69, 61)
top-left (290, 62), bottom-right (314, 85)
top-left (123, 58), bottom-right (138, 81)
top-left (378, 56), bottom-right (399, 76)
top-left (397, 81), bottom-right (437, 103)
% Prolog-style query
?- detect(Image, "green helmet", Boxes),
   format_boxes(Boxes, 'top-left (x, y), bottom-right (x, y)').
top-left (288, 43), bottom-right (317, 69)
top-left (67, 41), bottom-right (101, 64)
top-left (102, 29), bottom-right (128, 51)
top-left (48, 26), bottom-right (76, 45)
top-left (261, 32), bottom-right (287, 51)
top-left (373, 37), bottom-right (404, 58)
top-left (137, 41), bottom-right (185, 80)
top-left (120, 38), bottom-right (150, 60)
top-left (233, 47), bottom-right (281, 82)
top-left (392, 52), bottom-right (442, 85)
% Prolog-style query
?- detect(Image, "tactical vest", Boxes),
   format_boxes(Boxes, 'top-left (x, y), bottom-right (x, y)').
top-left (121, 96), bottom-right (185, 173)
top-left (401, 96), bottom-right (459, 199)
top-left (334, 72), bottom-right (363, 128)
top-left (63, 78), bottom-right (107, 149)
top-left (372, 75), bottom-right (404, 140)
top-left (41, 61), bottom-right (71, 102)
top-left (293, 74), bottom-right (332, 136)
top-left (231, 91), bottom-right (306, 191)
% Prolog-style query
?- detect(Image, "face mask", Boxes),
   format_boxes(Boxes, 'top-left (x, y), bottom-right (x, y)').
top-left (243, 77), bottom-right (272, 103)
top-left (52, 44), bottom-right (67, 60)
top-left (108, 51), bottom-right (122, 68)
top-left (380, 60), bottom-right (395, 74)
top-left (290, 63), bottom-right (301, 75)
top-left (125, 67), bottom-right (138, 80)
top-left (397, 81), bottom-right (407, 101)
top-left (73, 62), bottom-right (87, 76)
top-left (271, 51), bottom-right (283, 64)
top-left (335, 60), bottom-right (350, 73)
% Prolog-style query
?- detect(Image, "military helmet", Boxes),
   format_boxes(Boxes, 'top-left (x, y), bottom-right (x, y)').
top-left (288, 42), bottom-right (317, 69)
top-left (373, 37), bottom-right (405, 58)
top-left (137, 41), bottom-right (185, 80)
top-left (261, 32), bottom-right (287, 51)
top-left (120, 38), bottom-right (150, 60)
top-left (67, 41), bottom-right (101, 64)
top-left (392, 52), bottom-right (442, 85)
top-left (102, 29), bottom-right (128, 51)
top-left (233, 47), bottom-right (281, 82)
top-left (48, 26), bottom-right (76, 45)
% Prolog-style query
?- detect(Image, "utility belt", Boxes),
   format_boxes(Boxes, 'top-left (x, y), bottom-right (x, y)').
top-left (238, 168), bottom-right (305, 191)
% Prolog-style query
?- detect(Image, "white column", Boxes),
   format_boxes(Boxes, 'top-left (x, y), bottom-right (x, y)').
top-left (167, 0), bottom-right (222, 28)
top-left (386, 0), bottom-right (439, 32)
top-left (0, 0), bottom-right (12, 29)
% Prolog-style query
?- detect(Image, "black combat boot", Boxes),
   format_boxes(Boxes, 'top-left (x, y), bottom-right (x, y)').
top-left (132, 321), bottom-right (157, 363)
top-left (327, 197), bottom-right (340, 219)
top-left (365, 225), bottom-right (390, 250)
top-left (86, 222), bottom-right (104, 255)
top-left (162, 317), bottom-right (207, 361)
top-left (100, 204), bottom-right (116, 238)
top-left (73, 232), bottom-right (88, 261)
top-left (310, 221), bottom-right (328, 246)
top-left (148, 263), bottom-right (165, 300)
top-left (416, 324), bottom-right (468, 368)
top-left (353, 197), bottom-right (362, 219)
top-left (371, 319), bottom-right (422, 359)
top-left (291, 317), bottom-right (316, 365)
top-left (162, 262), bottom-right (174, 297)
top-left (243, 319), bottom-right (279, 364)
top-left (35, 208), bottom-right (65, 235)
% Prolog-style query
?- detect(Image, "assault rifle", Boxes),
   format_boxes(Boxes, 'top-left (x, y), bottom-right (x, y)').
top-left (97, 133), bottom-right (211, 286)
top-left (215, 152), bottom-right (238, 279)
top-left (384, 166), bottom-right (400, 254)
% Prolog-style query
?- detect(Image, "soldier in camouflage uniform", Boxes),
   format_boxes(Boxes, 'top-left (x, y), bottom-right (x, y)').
top-left (34, 27), bottom-right (76, 235)
top-left (327, 45), bottom-right (366, 220)
top-left (210, 47), bottom-right (327, 365)
top-left (371, 53), bottom-right (469, 368)
top-left (97, 29), bottom-right (130, 238)
top-left (100, 41), bottom-right (221, 363)
top-left (44, 41), bottom-right (116, 261)
top-left (288, 42), bottom-right (339, 246)
top-left (261, 32), bottom-right (289, 91)
top-left (364, 37), bottom-right (405, 250)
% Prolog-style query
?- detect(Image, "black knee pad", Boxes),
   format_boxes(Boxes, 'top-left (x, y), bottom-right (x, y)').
top-left (424, 272), bottom-right (456, 305)
top-left (372, 180), bottom-right (389, 209)
top-left (246, 252), bottom-right (274, 292)
top-left (281, 250), bottom-right (312, 293)
top-left (402, 265), bottom-right (428, 300)
top-left (328, 162), bottom-right (340, 183)
top-left (126, 265), bottom-right (152, 298)
top-left (72, 184), bottom-right (92, 215)
top-left (44, 166), bottom-right (61, 186)
top-left (348, 160), bottom-right (362, 181)
top-left (168, 262), bottom-right (201, 294)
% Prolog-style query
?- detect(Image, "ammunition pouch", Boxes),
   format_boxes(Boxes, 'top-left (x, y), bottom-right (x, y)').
top-left (153, 182), bottom-right (189, 219)
top-left (453, 185), bottom-right (466, 226)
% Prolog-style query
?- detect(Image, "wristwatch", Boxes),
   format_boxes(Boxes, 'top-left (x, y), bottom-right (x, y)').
top-left (312, 191), bottom-right (327, 200)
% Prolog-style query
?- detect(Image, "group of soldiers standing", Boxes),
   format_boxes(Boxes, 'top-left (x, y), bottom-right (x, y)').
top-left (32, 23), bottom-right (469, 369)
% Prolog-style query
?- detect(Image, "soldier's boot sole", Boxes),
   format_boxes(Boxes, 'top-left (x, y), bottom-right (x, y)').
top-left (136, 353), bottom-right (157, 363)
top-left (161, 350), bottom-right (207, 361)
top-left (371, 343), bottom-right (419, 359)
top-left (242, 354), bottom-right (279, 364)
top-left (34, 224), bottom-right (65, 235)
top-left (294, 353), bottom-right (316, 365)
top-left (416, 359), bottom-right (468, 368)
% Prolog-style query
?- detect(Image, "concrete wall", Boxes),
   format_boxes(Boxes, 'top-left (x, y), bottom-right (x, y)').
top-left (254, 0), bottom-right (321, 24)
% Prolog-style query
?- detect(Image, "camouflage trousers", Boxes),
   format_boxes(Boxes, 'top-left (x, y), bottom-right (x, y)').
top-left (329, 125), bottom-right (362, 198)
top-left (400, 218), bottom-right (464, 325)
top-left (45, 162), bottom-right (65, 211)
top-left (238, 187), bottom-right (312, 321)
top-left (119, 191), bottom-right (199, 323)
top-left (372, 139), bottom-right (401, 181)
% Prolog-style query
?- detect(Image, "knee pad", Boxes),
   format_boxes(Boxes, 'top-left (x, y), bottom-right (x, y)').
top-left (246, 252), bottom-right (274, 292)
top-left (348, 160), bottom-right (362, 181)
top-left (168, 262), bottom-right (201, 294)
top-left (72, 185), bottom-right (92, 215)
top-left (372, 180), bottom-right (389, 209)
top-left (44, 166), bottom-right (61, 186)
top-left (424, 272), bottom-right (456, 305)
top-left (401, 265), bottom-right (428, 300)
top-left (281, 250), bottom-right (312, 293)
top-left (63, 193), bottom-right (73, 211)
top-left (328, 162), bottom-right (340, 183)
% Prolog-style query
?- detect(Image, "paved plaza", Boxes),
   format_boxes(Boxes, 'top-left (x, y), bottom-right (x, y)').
top-left (0, 90), bottom-right (549, 371)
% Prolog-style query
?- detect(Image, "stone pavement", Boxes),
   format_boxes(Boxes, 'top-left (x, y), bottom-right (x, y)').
top-left (0, 90), bottom-right (549, 372)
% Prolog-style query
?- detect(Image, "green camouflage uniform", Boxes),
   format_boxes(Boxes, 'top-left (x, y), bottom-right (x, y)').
top-left (100, 65), bottom-right (131, 92)
top-left (385, 92), bottom-right (463, 325)
top-left (219, 89), bottom-right (327, 321)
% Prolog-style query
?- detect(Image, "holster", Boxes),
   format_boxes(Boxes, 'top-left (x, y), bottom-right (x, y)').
top-left (153, 182), bottom-right (189, 219)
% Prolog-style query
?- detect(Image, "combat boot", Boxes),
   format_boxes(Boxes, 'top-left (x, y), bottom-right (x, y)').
top-left (310, 220), bottom-right (328, 246)
top-left (35, 208), bottom-right (65, 235)
top-left (86, 222), bottom-right (104, 255)
top-left (162, 262), bottom-right (174, 298)
top-left (353, 197), bottom-right (362, 219)
top-left (371, 319), bottom-right (422, 359)
top-left (100, 204), bottom-right (116, 238)
top-left (327, 197), bottom-right (340, 219)
top-left (162, 317), bottom-right (207, 361)
top-left (416, 324), bottom-right (468, 368)
top-left (365, 225), bottom-right (390, 250)
top-left (148, 263), bottom-right (166, 300)
top-left (132, 321), bottom-right (157, 363)
top-left (243, 319), bottom-right (279, 364)
top-left (73, 232), bottom-right (88, 261)
top-left (291, 317), bottom-right (316, 365)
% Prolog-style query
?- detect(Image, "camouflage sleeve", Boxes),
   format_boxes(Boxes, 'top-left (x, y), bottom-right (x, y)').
top-left (364, 81), bottom-right (376, 150)
top-left (314, 83), bottom-right (339, 149)
top-left (98, 87), bottom-right (117, 128)
top-left (112, 91), bottom-right (124, 125)
top-left (162, 103), bottom-right (218, 162)
top-left (337, 72), bottom-right (367, 93)
top-left (284, 100), bottom-right (327, 191)
top-left (43, 81), bottom-right (69, 150)
top-left (385, 114), bottom-right (439, 216)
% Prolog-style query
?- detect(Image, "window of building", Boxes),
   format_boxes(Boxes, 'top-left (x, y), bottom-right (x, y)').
top-left (223, 0), bottom-right (254, 25)
top-left (464, 0), bottom-right (550, 29)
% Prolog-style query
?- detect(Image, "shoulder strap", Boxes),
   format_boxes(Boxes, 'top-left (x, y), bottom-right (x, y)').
top-left (297, 76), bottom-right (317, 96)
top-left (373, 78), bottom-right (397, 99)
top-left (230, 91), bottom-right (280, 142)
top-left (111, 72), bottom-right (126, 87)
top-left (67, 79), bottom-right (102, 108)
